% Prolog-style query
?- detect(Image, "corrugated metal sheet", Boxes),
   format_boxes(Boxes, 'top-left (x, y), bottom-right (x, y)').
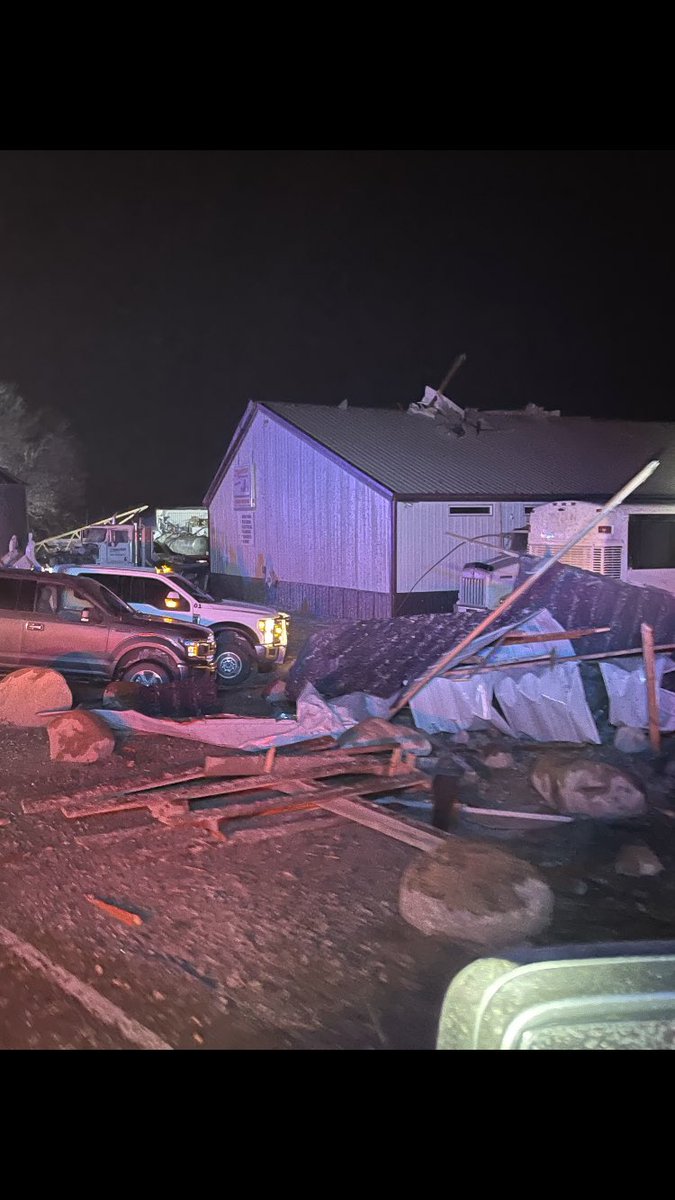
top-left (262, 402), bottom-right (675, 501)
top-left (396, 500), bottom-right (527, 592)
top-left (209, 407), bottom-right (391, 592)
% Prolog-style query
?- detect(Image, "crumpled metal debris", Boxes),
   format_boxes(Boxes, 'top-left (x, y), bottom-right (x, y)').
top-left (410, 611), bottom-right (600, 743)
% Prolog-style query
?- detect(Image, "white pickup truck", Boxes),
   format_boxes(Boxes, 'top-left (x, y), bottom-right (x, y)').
top-left (60, 565), bottom-right (288, 687)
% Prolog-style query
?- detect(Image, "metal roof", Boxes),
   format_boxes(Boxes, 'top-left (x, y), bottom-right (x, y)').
top-left (262, 402), bottom-right (675, 501)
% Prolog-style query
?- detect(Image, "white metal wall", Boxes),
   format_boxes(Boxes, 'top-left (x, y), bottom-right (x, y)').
top-left (209, 409), bottom-right (391, 592)
top-left (396, 500), bottom-right (530, 593)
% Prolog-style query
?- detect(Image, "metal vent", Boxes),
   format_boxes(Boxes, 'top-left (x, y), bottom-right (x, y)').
top-left (460, 577), bottom-right (486, 608)
top-left (602, 546), bottom-right (622, 578)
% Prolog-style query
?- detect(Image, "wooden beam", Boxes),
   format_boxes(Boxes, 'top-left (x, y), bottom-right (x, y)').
top-left (641, 622), bottom-right (662, 752)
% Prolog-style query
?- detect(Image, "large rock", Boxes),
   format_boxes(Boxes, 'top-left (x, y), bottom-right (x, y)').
top-left (530, 752), bottom-right (646, 818)
top-left (399, 840), bottom-right (553, 949)
top-left (614, 726), bottom-right (650, 755)
top-left (0, 668), bottom-right (72, 728)
top-left (614, 843), bottom-right (664, 877)
top-left (337, 717), bottom-right (432, 755)
top-left (47, 710), bottom-right (115, 763)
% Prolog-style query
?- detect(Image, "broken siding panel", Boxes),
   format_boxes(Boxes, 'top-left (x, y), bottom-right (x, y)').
top-left (396, 501), bottom-right (527, 593)
top-left (209, 409), bottom-right (391, 592)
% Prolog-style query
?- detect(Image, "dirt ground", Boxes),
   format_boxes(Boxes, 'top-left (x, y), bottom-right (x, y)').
top-left (1, 618), bottom-right (675, 1051)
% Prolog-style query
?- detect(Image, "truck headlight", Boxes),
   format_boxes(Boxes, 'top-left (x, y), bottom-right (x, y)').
top-left (181, 638), bottom-right (203, 657)
top-left (257, 617), bottom-right (275, 645)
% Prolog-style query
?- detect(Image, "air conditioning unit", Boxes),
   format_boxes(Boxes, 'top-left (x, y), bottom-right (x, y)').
top-left (528, 501), bottom-right (623, 579)
top-left (457, 555), bottom-right (520, 612)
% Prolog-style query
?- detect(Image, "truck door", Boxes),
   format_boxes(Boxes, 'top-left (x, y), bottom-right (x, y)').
top-left (127, 576), bottom-right (194, 624)
top-left (22, 581), bottom-right (110, 678)
top-left (0, 577), bottom-right (37, 670)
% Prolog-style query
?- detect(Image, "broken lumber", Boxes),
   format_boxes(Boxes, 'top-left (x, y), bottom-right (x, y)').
top-left (85, 895), bottom-right (143, 927)
top-left (641, 622), bottom-right (662, 752)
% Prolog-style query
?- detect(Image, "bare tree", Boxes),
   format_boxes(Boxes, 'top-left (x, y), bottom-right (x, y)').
top-left (0, 381), bottom-right (86, 537)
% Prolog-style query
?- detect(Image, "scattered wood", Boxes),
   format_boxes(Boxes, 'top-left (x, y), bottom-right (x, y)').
top-left (85, 895), bottom-right (144, 927)
top-left (641, 622), bottom-right (662, 753)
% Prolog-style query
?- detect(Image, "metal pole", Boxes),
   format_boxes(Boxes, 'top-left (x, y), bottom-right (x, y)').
top-left (390, 458), bottom-right (661, 715)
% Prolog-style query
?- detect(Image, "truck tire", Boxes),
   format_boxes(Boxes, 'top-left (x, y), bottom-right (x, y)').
top-left (215, 632), bottom-right (255, 687)
top-left (118, 660), bottom-right (173, 687)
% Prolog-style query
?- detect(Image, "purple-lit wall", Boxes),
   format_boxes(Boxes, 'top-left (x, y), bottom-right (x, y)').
top-left (208, 407), bottom-right (392, 617)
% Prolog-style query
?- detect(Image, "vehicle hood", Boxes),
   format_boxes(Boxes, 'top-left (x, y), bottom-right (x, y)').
top-left (201, 598), bottom-right (280, 618)
top-left (116, 611), bottom-right (211, 637)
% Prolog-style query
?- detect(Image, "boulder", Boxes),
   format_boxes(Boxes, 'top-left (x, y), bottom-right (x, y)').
top-left (614, 843), bottom-right (664, 877)
top-left (614, 726), bottom-right (650, 754)
top-left (47, 710), bottom-right (115, 763)
top-left (0, 668), bottom-right (72, 728)
top-left (399, 840), bottom-right (553, 948)
top-left (337, 717), bottom-right (432, 755)
top-left (484, 750), bottom-right (515, 769)
top-left (530, 752), bottom-right (646, 818)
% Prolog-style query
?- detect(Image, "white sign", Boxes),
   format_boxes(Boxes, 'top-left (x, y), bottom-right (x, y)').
top-left (240, 512), bottom-right (255, 545)
top-left (233, 465), bottom-right (255, 510)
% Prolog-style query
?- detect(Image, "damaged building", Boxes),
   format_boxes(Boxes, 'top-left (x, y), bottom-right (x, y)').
top-left (205, 390), bottom-right (675, 619)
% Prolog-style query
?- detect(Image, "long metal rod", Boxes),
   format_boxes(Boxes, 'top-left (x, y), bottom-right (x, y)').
top-left (390, 458), bottom-right (661, 714)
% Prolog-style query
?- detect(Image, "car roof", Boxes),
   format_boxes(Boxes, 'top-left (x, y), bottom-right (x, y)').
top-left (0, 568), bottom-right (98, 587)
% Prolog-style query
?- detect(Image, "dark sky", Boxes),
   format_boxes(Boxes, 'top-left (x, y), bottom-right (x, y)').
top-left (1, 149), bottom-right (674, 517)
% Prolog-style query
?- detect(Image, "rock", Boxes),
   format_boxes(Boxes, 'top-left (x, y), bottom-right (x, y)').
top-left (614, 726), bottom-right (650, 754)
top-left (450, 730), bottom-right (471, 745)
top-left (614, 843), bottom-right (664, 877)
top-left (337, 717), bottom-right (432, 756)
top-left (0, 668), bottom-right (72, 728)
top-left (47, 710), bottom-right (115, 763)
top-left (484, 750), bottom-right (514, 769)
top-left (530, 752), bottom-right (646, 818)
top-left (399, 840), bottom-right (553, 949)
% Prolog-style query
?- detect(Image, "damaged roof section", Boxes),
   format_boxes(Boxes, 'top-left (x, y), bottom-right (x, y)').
top-left (286, 558), bottom-right (675, 701)
top-left (262, 396), bottom-right (675, 501)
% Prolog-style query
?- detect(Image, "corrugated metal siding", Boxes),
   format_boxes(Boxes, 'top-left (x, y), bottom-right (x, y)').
top-left (396, 501), bottom-right (528, 593)
top-left (209, 409), bottom-right (391, 592)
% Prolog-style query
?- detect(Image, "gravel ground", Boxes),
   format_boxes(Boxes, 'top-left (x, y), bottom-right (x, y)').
top-left (1, 612), bottom-right (675, 1049)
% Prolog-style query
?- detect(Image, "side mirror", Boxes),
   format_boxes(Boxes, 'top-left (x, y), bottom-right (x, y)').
top-left (165, 591), bottom-right (181, 609)
top-left (80, 608), bottom-right (92, 623)
top-left (80, 607), bottom-right (102, 624)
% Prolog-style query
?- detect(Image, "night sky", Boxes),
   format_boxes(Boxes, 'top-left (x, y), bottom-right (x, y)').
top-left (1, 149), bottom-right (673, 518)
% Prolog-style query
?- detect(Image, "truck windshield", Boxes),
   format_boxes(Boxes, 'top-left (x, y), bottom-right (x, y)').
top-left (169, 574), bottom-right (215, 603)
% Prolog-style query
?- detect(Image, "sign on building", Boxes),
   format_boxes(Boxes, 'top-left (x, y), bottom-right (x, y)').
top-left (233, 465), bottom-right (255, 510)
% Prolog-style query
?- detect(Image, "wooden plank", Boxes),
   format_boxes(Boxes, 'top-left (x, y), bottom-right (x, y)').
top-left (21, 763), bottom-right (205, 814)
top-left (501, 626), bottom-right (610, 644)
top-left (314, 794), bottom-right (444, 852)
top-left (63, 771), bottom-right (430, 823)
top-left (641, 622), bottom-right (662, 752)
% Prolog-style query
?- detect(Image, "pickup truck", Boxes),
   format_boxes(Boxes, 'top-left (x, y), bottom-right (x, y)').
top-left (0, 568), bottom-right (216, 686)
top-left (59, 565), bottom-right (288, 687)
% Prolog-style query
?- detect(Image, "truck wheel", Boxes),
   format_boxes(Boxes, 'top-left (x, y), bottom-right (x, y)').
top-left (215, 633), bottom-right (255, 687)
top-left (119, 661), bottom-right (172, 687)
